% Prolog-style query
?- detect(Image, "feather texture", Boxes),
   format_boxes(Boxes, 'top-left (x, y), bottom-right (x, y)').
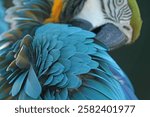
top-left (0, 23), bottom-right (137, 100)
top-left (0, 0), bottom-right (138, 100)
top-left (0, 1), bottom-right (8, 34)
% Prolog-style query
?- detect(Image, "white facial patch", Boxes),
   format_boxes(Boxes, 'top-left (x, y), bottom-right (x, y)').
top-left (74, 0), bottom-right (133, 43)
top-left (74, 0), bottom-right (106, 28)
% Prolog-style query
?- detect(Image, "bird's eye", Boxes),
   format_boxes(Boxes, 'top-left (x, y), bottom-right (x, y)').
top-left (123, 25), bottom-right (130, 31)
top-left (116, 0), bottom-right (125, 6)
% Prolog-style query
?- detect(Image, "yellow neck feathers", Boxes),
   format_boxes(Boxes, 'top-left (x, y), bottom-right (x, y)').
top-left (44, 0), bottom-right (63, 23)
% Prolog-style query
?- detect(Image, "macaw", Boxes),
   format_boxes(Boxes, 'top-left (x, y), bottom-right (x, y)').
top-left (5, 0), bottom-right (142, 50)
top-left (0, 0), bottom-right (142, 100)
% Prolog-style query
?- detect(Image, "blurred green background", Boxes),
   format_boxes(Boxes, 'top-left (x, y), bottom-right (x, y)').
top-left (111, 0), bottom-right (150, 100)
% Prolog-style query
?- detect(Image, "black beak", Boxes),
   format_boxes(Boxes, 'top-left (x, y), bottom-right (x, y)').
top-left (94, 23), bottom-right (128, 50)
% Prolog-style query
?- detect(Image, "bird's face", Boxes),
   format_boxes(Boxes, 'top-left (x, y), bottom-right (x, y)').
top-left (44, 0), bottom-right (141, 48)
top-left (100, 0), bottom-right (133, 43)
top-left (118, 21), bottom-right (133, 43)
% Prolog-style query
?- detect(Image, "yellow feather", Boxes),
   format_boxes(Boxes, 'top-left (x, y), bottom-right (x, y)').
top-left (44, 0), bottom-right (63, 23)
top-left (128, 0), bottom-right (142, 42)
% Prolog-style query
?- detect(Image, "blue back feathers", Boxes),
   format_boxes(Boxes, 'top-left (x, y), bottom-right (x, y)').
top-left (0, 23), bottom-right (137, 100)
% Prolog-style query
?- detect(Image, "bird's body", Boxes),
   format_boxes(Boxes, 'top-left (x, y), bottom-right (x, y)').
top-left (0, 0), bottom-right (142, 100)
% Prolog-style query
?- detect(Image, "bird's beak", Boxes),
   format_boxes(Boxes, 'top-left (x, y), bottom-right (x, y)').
top-left (94, 23), bottom-right (128, 50)
top-left (69, 18), bottom-right (128, 50)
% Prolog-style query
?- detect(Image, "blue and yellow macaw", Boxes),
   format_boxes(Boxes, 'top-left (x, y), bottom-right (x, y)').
top-left (44, 0), bottom-right (142, 50)
top-left (0, 0), bottom-right (142, 100)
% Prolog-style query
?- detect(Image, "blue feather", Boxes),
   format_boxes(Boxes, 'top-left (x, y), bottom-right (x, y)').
top-left (48, 62), bottom-right (64, 75)
top-left (71, 91), bottom-right (88, 100)
top-left (60, 46), bottom-right (76, 59)
top-left (59, 88), bottom-right (68, 100)
top-left (80, 86), bottom-right (110, 100)
top-left (57, 74), bottom-right (69, 88)
top-left (19, 89), bottom-right (37, 100)
top-left (24, 66), bottom-right (41, 99)
top-left (0, 1), bottom-right (8, 34)
top-left (44, 90), bottom-right (55, 100)
top-left (83, 79), bottom-right (117, 99)
top-left (0, 21), bottom-right (138, 100)
top-left (44, 76), bottom-right (53, 86)
top-left (67, 73), bottom-right (82, 89)
top-left (50, 74), bottom-right (64, 86)
top-left (11, 71), bottom-right (28, 96)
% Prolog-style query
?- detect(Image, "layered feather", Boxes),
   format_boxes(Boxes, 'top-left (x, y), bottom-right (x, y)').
top-left (0, 1), bottom-right (9, 34)
top-left (0, 23), bottom-right (137, 100)
top-left (0, 0), bottom-right (138, 100)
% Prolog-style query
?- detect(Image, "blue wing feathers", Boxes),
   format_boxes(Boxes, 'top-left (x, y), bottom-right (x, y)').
top-left (0, 21), bottom-right (137, 100)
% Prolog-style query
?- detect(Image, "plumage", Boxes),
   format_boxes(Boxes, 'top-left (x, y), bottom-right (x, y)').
top-left (0, 0), bottom-right (140, 100)
top-left (0, 1), bottom-right (9, 34)
top-left (11, 71), bottom-right (28, 96)
top-left (0, 23), bottom-right (137, 100)
top-left (24, 66), bottom-right (42, 99)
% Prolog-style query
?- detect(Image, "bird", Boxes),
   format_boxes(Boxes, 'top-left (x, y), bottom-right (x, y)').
top-left (0, 0), bottom-right (142, 100)
top-left (5, 0), bottom-right (142, 50)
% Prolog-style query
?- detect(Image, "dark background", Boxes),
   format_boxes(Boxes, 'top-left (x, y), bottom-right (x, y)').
top-left (111, 0), bottom-right (150, 100)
